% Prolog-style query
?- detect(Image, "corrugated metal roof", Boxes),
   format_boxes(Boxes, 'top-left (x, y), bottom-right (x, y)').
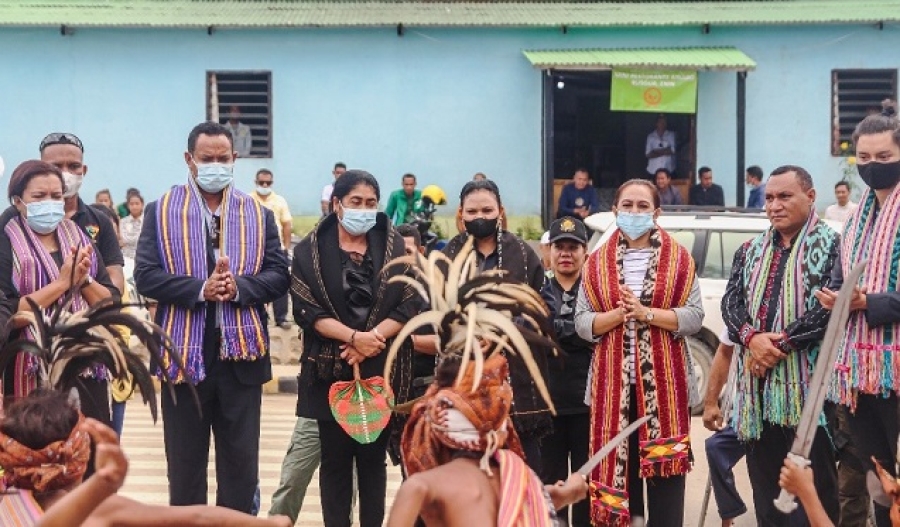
top-left (523, 46), bottom-right (757, 71)
top-left (1, 1), bottom-right (900, 29)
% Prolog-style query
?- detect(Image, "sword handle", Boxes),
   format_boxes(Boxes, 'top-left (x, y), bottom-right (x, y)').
top-left (774, 452), bottom-right (811, 514)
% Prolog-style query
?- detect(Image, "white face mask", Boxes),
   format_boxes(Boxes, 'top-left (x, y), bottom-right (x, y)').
top-left (256, 186), bottom-right (272, 196)
top-left (62, 171), bottom-right (83, 198)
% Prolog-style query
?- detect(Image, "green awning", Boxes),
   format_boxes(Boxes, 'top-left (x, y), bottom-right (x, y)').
top-left (523, 47), bottom-right (756, 72)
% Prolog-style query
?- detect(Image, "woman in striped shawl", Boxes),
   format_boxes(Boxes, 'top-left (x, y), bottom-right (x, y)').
top-left (0, 160), bottom-right (116, 416)
top-left (818, 101), bottom-right (900, 527)
top-left (574, 179), bottom-right (703, 527)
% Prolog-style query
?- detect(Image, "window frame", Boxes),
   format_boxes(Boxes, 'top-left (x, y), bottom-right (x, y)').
top-left (206, 70), bottom-right (273, 159)
top-left (831, 68), bottom-right (897, 156)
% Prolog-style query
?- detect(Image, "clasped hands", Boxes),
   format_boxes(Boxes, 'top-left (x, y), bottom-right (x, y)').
top-left (340, 328), bottom-right (386, 366)
top-left (612, 288), bottom-right (652, 324)
top-left (745, 332), bottom-right (786, 378)
top-left (203, 256), bottom-right (237, 302)
top-left (58, 245), bottom-right (94, 289)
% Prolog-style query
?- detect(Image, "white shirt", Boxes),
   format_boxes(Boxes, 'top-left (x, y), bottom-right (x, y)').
top-left (119, 214), bottom-right (143, 260)
top-left (224, 121), bottom-right (252, 157)
top-left (645, 129), bottom-right (676, 174)
top-left (824, 201), bottom-right (858, 223)
top-left (321, 183), bottom-right (334, 203)
top-left (622, 249), bottom-right (653, 385)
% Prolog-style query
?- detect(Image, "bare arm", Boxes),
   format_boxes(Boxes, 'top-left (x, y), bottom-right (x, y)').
top-left (546, 473), bottom-right (589, 510)
top-left (281, 221), bottom-right (292, 251)
top-left (106, 265), bottom-right (125, 297)
top-left (90, 496), bottom-right (292, 527)
top-left (412, 334), bottom-right (439, 355)
top-left (80, 279), bottom-right (113, 306)
top-left (387, 476), bottom-right (431, 527)
top-left (702, 344), bottom-right (734, 431)
top-left (779, 460), bottom-right (834, 527)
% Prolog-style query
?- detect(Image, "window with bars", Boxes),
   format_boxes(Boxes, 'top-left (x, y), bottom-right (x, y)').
top-left (206, 71), bottom-right (272, 158)
top-left (832, 69), bottom-right (896, 155)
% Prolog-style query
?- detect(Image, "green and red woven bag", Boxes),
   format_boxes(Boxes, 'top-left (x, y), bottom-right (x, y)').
top-left (329, 364), bottom-right (394, 444)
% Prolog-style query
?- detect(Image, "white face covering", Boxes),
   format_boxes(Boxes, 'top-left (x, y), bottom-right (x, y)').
top-left (62, 171), bottom-right (83, 198)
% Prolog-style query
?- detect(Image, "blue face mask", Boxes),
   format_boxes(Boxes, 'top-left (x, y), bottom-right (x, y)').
top-left (616, 211), bottom-right (655, 240)
top-left (339, 203), bottom-right (378, 236)
top-left (193, 159), bottom-right (234, 193)
top-left (23, 199), bottom-right (65, 234)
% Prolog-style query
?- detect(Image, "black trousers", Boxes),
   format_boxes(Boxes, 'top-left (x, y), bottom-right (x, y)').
top-left (745, 423), bottom-right (839, 526)
top-left (540, 412), bottom-right (590, 527)
top-left (846, 393), bottom-right (899, 527)
top-left (273, 292), bottom-right (289, 324)
top-left (161, 347), bottom-right (262, 512)
top-left (520, 433), bottom-right (543, 475)
top-left (626, 391), bottom-right (685, 526)
top-left (65, 377), bottom-right (112, 480)
top-left (319, 419), bottom-right (390, 527)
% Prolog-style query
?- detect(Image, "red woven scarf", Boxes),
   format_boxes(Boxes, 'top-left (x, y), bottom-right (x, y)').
top-left (582, 229), bottom-right (694, 526)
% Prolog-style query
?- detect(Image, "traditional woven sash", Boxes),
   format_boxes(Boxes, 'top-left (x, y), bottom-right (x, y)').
top-left (582, 228), bottom-right (694, 527)
top-left (155, 182), bottom-right (267, 384)
top-left (830, 186), bottom-right (900, 407)
top-left (494, 449), bottom-right (554, 527)
top-left (4, 217), bottom-right (98, 397)
top-left (732, 212), bottom-right (836, 440)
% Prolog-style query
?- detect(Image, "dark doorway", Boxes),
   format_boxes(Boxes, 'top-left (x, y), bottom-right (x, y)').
top-left (547, 70), bottom-right (696, 216)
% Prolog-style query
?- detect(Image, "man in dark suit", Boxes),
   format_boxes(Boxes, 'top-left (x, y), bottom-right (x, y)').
top-left (134, 121), bottom-right (289, 513)
top-left (689, 166), bottom-right (725, 207)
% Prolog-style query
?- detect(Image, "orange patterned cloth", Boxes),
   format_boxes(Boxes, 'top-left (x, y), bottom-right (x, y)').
top-left (401, 354), bottom-right (523, 476)
top-left (401, 354), bottom-right (553, 526)
top-left (0, 414), bottom-right (89, 493)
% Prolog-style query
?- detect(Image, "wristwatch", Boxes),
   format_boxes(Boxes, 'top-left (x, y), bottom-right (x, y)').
top-left (644, 309), bottom-right (654, 323)
top-left (81, 276), bottom-right (93, 289)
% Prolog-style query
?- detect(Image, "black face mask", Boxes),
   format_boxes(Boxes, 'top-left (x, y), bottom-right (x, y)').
top-left (857, 161), bottom-right (900, 190)
top-left (464, 217), bottom-right (499, 240)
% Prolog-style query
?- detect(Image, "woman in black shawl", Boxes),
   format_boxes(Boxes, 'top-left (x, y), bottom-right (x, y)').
top-left (442, 179), bottom-right (550, 472)
top-left (290, 170), bottom-right (416, 527)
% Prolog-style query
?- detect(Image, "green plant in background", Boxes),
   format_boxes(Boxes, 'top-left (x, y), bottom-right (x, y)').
top-left (514, 216), bottom-right (545, 241)
top-left (838, 141), bottom-right (862, 197)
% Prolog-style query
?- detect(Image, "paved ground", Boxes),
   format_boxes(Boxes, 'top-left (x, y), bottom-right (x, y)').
top-left (119, 391), bottom-right (758, 526)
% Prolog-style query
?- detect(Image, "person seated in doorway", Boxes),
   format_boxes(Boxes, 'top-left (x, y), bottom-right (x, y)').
top-left (689, 166), bottom-right (725, 207)
top-left (385, 173), bottom-right (422, 225)
top-left (655, 168), bottom-right (683, 206)
top-left (823, 180), bottom-right (858, 223)
top-left (745, 165), bottom-right (765, 209)
top-left (646, 114), bottom-right (676, 178)
top-left (557, 169), bottom-right (596, 219)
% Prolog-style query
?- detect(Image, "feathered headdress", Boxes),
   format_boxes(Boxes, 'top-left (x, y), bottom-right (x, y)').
top-left (0, 259), bottom-right (195, 422)
top-left (382, 236), bottom-right (557, 413)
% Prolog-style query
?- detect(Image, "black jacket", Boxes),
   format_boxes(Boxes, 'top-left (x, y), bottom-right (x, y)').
top-left (291, 212), bottom-right (417, 421)
top-left (134, 200), bottom-right (289, 386)
top-left (541, 277), bottom-right (592, 414)
top-left (443, 231), bottom-right (552, 438)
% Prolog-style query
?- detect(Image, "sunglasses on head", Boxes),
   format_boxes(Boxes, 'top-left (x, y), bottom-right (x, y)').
top-left (39, 132), bottom-right (84, 152)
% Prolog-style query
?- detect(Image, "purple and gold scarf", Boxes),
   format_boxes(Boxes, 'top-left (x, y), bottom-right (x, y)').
top-left (5, 217), bottom-right (98, 397)
top-left (154, 181), bottom-right (267, 384)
